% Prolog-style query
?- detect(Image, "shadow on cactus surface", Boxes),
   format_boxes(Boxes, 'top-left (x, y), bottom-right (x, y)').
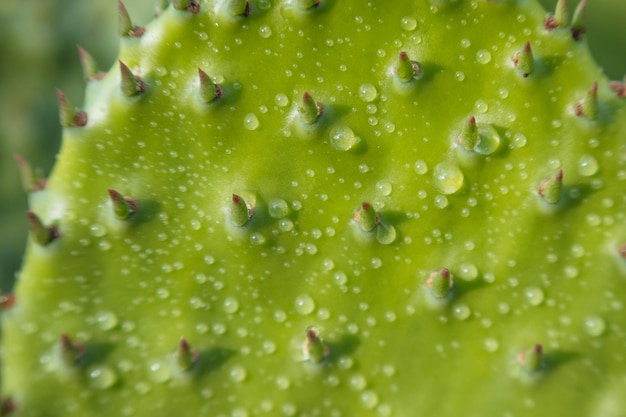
top-left (1, 0), bottom-right (626, 416)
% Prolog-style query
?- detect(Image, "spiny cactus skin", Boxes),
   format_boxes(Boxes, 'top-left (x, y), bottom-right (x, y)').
top-left (2, 0), bottom-right (626, 416)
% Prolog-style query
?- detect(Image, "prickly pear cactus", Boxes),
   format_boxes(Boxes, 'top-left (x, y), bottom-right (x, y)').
top-left (2, 0), bottom-right (626, 416)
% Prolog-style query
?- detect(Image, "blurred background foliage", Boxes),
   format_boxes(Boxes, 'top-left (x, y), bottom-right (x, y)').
top-left (1, 0), bottom-right (625, 292)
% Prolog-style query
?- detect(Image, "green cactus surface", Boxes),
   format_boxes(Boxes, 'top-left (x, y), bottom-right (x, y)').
top-left (2, 0), bottom-right (626, 416)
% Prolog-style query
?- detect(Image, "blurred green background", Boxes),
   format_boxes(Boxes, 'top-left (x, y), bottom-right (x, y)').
top-left (1, 0), bottom-right (625, 293)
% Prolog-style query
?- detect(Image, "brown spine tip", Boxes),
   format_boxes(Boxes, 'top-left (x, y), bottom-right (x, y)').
top-left (618, 242), bottom-right (626, 259)
top-left (0, 293), bottom-right (15, 310)
top-left (517, 343), bottom-right (543, 372)
top-left (395, 51), bottom-right (420, 82)
top-left (1, 398), bottom-right (15, 416)
top-left (297, 0), bottom-right (321, 9)
top-left (118, 0), bottom-right (145, 37)
top-left (13, 154), bottom-right (46, 192)
top-left (198, 68), bottom-right (222, 103)
top-left (302, 326), bottom-right (329, 363)
top-left (230, 193), bottom-right (253, 226)
top-left (426, 268), bottom-right (454, 298)
top-left (512, 41), bottom-right (534, 77)
top-left (173, 0), bottom-right (200, 13)
top-left (108, 189), bottom-right (138, 219)
top-left (544, 0), bottom-right (568, 30)
top-left (571, 0), bottom-right (587, 40)
top-left (174, 337), bottom-right (199, 371)
top-left (538, 169), bottom-right (563, 204)
top-left (77, 45), bottom-right (104, 81)
top-left (56, 89), bottom-right (87, 127)
top-left (298, 92), bottom-right (323, 124)
top-left (228, 0), bottom-right (250, 17)
top-left (456, 115), bottom-right (479, 151)
top-left (574, 81), bottom-right (598, 120)
top-left (353, 202), bottom-right (380, 232)
top-left (59, 333), bottom-right (85, 366)
top-left (119, 61), bottom-right (146, 96)
top-left (25, 211), bottom-right (60, 246)
top-left (609, 79), bottom-right (626, 97)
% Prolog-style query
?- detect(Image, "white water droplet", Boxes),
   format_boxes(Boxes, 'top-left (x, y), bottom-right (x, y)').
top-left (476, 50), bottom-right (492, 64)
top-left (453, 304), bottom-right (471, 320)
top-left (457, 263), bottom-right (478, 281)
top-left (370, 257), bottom-right (383, 269)
top-left (358, 83), bottom-right (378, 102)
top-left (524, 287), bottom-right (544, 306)
top-left (268, 198), bottom-right (289, 218)
top-left (475, 124), bottom-right (501, 155)
top-left (414, 160), bottom-right (428, 175)
top-left (433, 162), bottom-right (464, 195)
top-left (484, 338), bottom-right (499, 352)
top-left (350, 374), bottom-right (367, 391)
top-left (400, 16), bottom-right (417, 31)
top-left (250, 232), bottom-right (266, 245)
top-left (361, 390), bottom-right (379, 409)
top-left (95, 311), bottom-right (118, 331)
top-left (578, 154), bottom-right (599, 176)
top-left (148, 361), bottom-right (172, 384)
top-left (376, 181), bottom-right (392, 196)
top-left (223, 297), bottom-right (240, 314)
top-left (584, 315), bottom-right (606, 337)
top-left (258, 25), bottom-right (272, 38)
top-left (244, 113), bottom-right (259, 130)
top-left (88, 366), bottom-right (117, 390)
top-left (229, 365), bottom-right (247, 383)
top-left (275, 93), bottom-right (289, 107)
top-left (294, 294), bottom-right (315, 315)
top-left (329, 125), bottom-right (359, 151)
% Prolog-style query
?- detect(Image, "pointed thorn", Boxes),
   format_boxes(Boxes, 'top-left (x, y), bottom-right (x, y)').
top-left (0, 293), bottom-right (15, 310)
top-left (119, 0), bottom-right (145, 37)
top-left (302, 326), bottom-right (329, 363)
top-left (56, 89), bottom-right (87, 127)
top-left (173, 0), bottom-right (200, 13)
top-left (517, 344), bottom-right (543, 372)
top-left (108, 189), bottom-right (138, 219)
top-left (457, 115), bottom-right (479, 151)
top-left (394, 51), bottom-right (420, 83)
top-left (59, 333), bottom-right (85, 367)
top-left (544, 0), bottom-right (568, 30)
top-left (25, 211), bottom-right (59, 246)
top-left (609, 80), bottom-right (626, 97)
top-left (571, 0), bottom-right (587, 40)
top-left (230, 194), bottom-right (253, 226)
top-left (426, 268), bottom-right (453, 299)
top-left (575, 81), bottom-right (598, 120)
top-left (229, 0), bottom-right (250, 17)
top-left (77, 45), bottom-right (104, 81)
top-left (512, 41), bottom-right (534, 77)
top-left (298, 92), bottom-right (323, 124)
top-left (353, 202), bottom-right (379, 232)
top-left (13, 154), bottom-right (46, 192)
top-left (119, 61), bottom-right (146, 97)
top-left (538, 169), bottom-right (563, 204)
top-left (198, 68), bottom-right (222, 103)
top-left (297, 0), bottom-right (321, 9)
top-left (1, 398), bottom-right (15, 416)
top-left (174, 337), bottom-right (199, 371)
